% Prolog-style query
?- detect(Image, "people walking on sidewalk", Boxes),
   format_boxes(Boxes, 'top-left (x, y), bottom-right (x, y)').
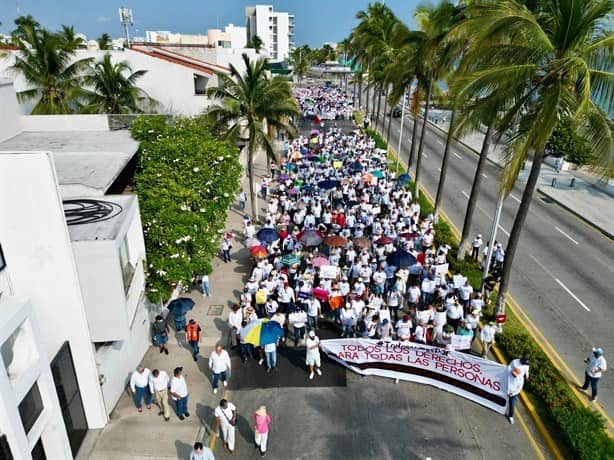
top-left (129, 366), bottom-right (152, 413)
top-left (190, 442), bottom-right (214, 460)
top-left (215, 399), bottom-right (237, 455)
top-left (152, 315), bottom-right (170, 355)
top-left (149, 369), bottom-right (170, 421)
top-left (209, 345), bottom-right (231, 394)
top-left (228, 304), bottom-right (243, 349)
top-left (185, 319), bottom-right (202, 362)
top-left (221, 236), bottom-right (232, 263)
top-left (581, 347), bottom-right (607, 402)
top-left (170, 367), bottom-right (190, 420)
top-left (479, 321), bottom-right (500, 358)
top-left (254, 405), bottom-right (271, 457)
top-left (506, 365), bottom-right (526, 425)
top-left (200, 273), bottom-right (211, 297)
top-left (306, 330), bottom-right (322, 380)
top-left (238, 190), bottom-right (247, 211)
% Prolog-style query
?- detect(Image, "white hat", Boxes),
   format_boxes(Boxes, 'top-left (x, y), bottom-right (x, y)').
top-left (308, 330), bottom-right (316, 337)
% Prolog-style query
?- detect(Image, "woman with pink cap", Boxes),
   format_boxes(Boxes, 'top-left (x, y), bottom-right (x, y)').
top-left (254, 405), bottom-right (271, 457)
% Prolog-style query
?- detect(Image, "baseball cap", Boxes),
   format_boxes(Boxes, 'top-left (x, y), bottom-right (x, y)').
top-left (308, 330), bottom-right (316, 337)
top-left (593, 347), bottom-right (604, 356)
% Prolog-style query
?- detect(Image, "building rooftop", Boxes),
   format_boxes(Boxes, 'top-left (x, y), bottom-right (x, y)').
top-left (0, 130), bottom-right (139, 197)
top-left (65, 194), bottom-right (136, 242)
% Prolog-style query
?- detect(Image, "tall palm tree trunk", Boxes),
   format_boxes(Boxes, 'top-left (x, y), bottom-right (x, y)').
top-left (248, 148), bottom-right (257, 220)
top-left (375, 86), bottom-right (383, 128)
top-left (381, 89), bottom-right (389, 133)
top-left (495, 151), bottom-right (544, 314)
top-left (357, 80), bottom-right (362, 109)
top-left (365, 82), bottom-right (371, 119)
top-left (434, 108), bottom-right (457, 220)
top-left (385, 92), bottom-right (393, 147)
top-left (457, 122), bottom-right (493, 260)
top-left (413, 81), bottom-right (432, 200)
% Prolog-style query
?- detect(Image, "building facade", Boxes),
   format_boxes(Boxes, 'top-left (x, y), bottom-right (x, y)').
top-left (245, 5), bottom-right (294, 62)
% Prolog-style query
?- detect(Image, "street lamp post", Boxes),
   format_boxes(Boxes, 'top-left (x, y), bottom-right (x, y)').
top-left (482, 192), bottom-right (505, 302)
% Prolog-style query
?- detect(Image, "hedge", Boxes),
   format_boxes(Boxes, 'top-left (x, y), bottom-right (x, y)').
top-left (363, 125), bottom-right (614, 459)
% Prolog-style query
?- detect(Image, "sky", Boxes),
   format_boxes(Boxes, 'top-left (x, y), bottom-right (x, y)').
top-left (0, 0), bottom-right (421, 47)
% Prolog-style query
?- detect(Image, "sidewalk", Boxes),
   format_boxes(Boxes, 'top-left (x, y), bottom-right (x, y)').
top-left (88, 155), bottom-right (269, 459)
top-left (425, 108), bottom-right (614, 240)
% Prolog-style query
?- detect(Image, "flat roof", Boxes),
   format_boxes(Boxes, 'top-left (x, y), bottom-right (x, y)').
top-left (0, 130), bottom-right (139, 197)
top-left (65, 194), bottom-right (136, 242)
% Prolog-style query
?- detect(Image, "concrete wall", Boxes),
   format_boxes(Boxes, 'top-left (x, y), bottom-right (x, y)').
top-left (20, 115), bottom-right (109, 131)
top-left (0, 152), bottom-right (108, 429)
top-left (0, 80), bottom-right (22, 142)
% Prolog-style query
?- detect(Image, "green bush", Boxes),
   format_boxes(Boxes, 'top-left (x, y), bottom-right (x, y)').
top-left (132, 115), bottom-right (242, 302)
top-left (365, 128), bottom-right (388, 150)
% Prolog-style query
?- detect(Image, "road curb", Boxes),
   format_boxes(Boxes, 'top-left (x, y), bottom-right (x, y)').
top-left (536, 188), bottom-right (614, 241)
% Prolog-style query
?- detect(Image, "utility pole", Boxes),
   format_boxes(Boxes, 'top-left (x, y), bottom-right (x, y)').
top-left (396, 87), bottom-right (408, 173)
top-left (482, 191), bottom-right (504, 300)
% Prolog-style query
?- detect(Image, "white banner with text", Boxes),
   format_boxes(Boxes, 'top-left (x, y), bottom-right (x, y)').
top-left (321, 339), bottom-right (508, 414)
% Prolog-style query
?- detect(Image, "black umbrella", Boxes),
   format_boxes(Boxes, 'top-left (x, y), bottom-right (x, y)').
top-left (166, 297), bottom-right (195, 315)
top-left (257, 228), bottom-right (280, 244)
top-left (318, 180), bottom-right (340, 190)
top-left (387, 250), bottom-right (416, 267)
top-left (349, 162), bottom-right (364, 172)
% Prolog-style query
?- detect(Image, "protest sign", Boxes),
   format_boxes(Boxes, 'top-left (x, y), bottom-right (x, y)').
top-left (321, 338), bottom-right (508, 414)
top-left (451, 334), bottom-right (473, 351)
top-left (320, 265), bottom-right (338, 279)
top-left (453, 274), bottom-right (467, 289)
top-left (433, 263), bottom-right (449, 276)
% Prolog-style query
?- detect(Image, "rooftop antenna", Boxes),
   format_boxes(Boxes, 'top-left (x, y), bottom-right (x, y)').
top-left (118, 7), bottom-right (134, 48)
top-left (16, 0), bottom-right (20, 14)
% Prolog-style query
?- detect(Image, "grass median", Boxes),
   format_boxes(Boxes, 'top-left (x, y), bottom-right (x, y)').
top-left (359, 121), bottom-right (614, 460)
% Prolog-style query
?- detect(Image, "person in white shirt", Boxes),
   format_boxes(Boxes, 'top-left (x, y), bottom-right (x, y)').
top-left (169, 367), bottom-right (189, 420)
top-left (507, 357), bottom-right (530, 381)
top-left (446, 300), bottom-right (464, 331)
top-left (340, 304), bottom-right (357, 338)
top-left (507, 366), bottom-right (525, 424)
top-left (395, 315), bottom-right (413, 341)
top-left (305, 330), bottom-right (322, 380)
top-left (215, 399), bottom-right (237, 454)
top-left (228, 304), bottom-right (243, 348)
top-left (413, 320), bottom-right (429, 344)
top-left (458, 281), bottom-right (473, 310)
top-left (149, 369), bottom-right (170, 421)
top-left (581, 348), bottom-right (607, 401)
top-left (289, 306), bottom-right (308, 346)
top-left (306, 296), bottom-right (321, 331)
top-left (129, 366), bottom-right (152, 413)
top-left (479, 321), bottom-right (501, 357)
top-left (209, 345), bottom-right (231, 394)
top-left (471, 234), bottom-right (483, 261)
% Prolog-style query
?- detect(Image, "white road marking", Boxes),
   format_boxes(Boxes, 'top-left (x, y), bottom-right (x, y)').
top-left (437, 167), bottom-right (441, 172)
top-left (453, 152), bottom-right (462, 159)
top-left (498, 225), bottom-right (510, 236)
top-left (482, 173), bottom-right (488, 179)
top-left (555, 279), bottom-right (591, 312)
top-left (555, 226), bottom-right (579, 245)
top-left (510, 193), bottom-right (521, 203)
top-left (422, 153), bottom-right (428, 158)
top-left (461, 190), bottom-right (470, 199)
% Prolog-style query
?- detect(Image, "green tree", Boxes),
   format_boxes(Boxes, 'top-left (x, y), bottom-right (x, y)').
top-left (246, 35), bottom-right (264, 53)
top-left (81, 54), bottom-right (156, 114)
top-left (454, 0), bottom-right (613, 315)
top-left (206, 53), bottom-right (298, 218)
top-left (97, 33), bottom-right (112, 50)
top-left (9, 25), bottom-right (92, 114)
top-left (11, 15), bottom-right (40, 43)
top-left (546, 117), bottom-right (594, 165)
top-left (289, 46), bottom-right (310, 81)
top-left (131, 115), bottom-right (242, 303)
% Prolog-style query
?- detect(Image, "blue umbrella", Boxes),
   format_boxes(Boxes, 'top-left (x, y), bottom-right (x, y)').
top-left (301, 185), bottom-right (314, 192)
top-left (371, 170), bottom-right (385, 179)
top-left (257, 227), bottom-right (280, 244)
top-left (318, 179), bottom-right (340, 190)
top-left (166, 297), bottom-right (195, 316)
top-left (387, 250), bottom-right (416, 267)
top-left (349, 162), bottom-right (364, 172)
top-left (300, 230), bottom-right (324, 246)
top-left (399, 173), bottom-right (411, 182)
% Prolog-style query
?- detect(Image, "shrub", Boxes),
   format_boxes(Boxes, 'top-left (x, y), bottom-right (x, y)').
top-left (132, 115), bottom-right (242, 302)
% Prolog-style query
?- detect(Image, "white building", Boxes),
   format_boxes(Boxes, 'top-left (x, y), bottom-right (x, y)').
top-left (0, 45), bottom-right (260, 116)
top-left (0, 79), bottom-right (153, 459)
top-left (246, 5), bottom-right (294, 62)
top-left (145, 24), bottom-right (247, 49)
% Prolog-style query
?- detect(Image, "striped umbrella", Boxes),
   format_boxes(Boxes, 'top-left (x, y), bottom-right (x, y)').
top-left (241, 319), bottom-right (284, 346)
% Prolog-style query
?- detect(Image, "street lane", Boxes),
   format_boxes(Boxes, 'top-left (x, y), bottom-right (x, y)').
top-left (365, 104), bottom-right (614, 419)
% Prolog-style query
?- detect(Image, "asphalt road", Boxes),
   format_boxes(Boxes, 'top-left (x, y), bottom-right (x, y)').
top-left (364, 99), bottom-right (614, 419)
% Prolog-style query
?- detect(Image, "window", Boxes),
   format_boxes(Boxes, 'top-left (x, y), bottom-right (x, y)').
top-left (31, 438), bottom-right (46, 460)
top-left (18, 382), bottom-right (44, 434)
top-left (51, 343), bottom-right (87, 456)
top-left (0, 435), bottom-right (14, 460)
top-left (0, 243), bottom-right (6, 271)
top-left (193, 74), bottom-right (209, 95)
top-left (119, 236), bottom-right (135, 293)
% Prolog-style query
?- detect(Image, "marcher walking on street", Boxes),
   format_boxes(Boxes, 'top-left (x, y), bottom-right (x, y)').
top-left (215, 399), bottom-right (237, 455)
top-left (479, 321), bottom-right (501, 358)
top-left (306, 330), bottom-right (322, 380)
top-left (581, 347), bottom-right (607, 402)
top-left (190, 441), bottom-right (214, 460)
top-left (152, 315), bottom-right (170, 355)
top-left (185, 319), bottom-right (202, 362)
top-left (129, 366), bottom-right (152, 413)
top-left (238, 190), bottom-right (247, 211)
top-left (506, 365), bottom-right (525, 424)
top-left (209, 345), bottom-right (231, 394)
top-left (221, 236), bottom-right (232, 263)
top-left (201, 273), bottom-right (211, 297)
top-left (254, 405), bottom-right (271, 457)
top-left (170, 367), bottom-right (190, 420)
top-left (149, 368), bottom-right (170, 421)
top-left (228, 304), bottom-right (243, 349)
top-left (264, 341), bottom-right (277, 372)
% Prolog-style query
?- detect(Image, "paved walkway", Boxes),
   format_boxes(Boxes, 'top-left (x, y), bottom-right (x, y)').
top-left (423, 108), bottom-right (614, 239)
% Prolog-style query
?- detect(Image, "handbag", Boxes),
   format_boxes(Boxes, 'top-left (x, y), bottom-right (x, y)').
top-left (221, 407), bottom-right (236, 426)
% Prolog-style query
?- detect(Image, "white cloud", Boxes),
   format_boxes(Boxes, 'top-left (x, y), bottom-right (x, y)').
top-left (96, 16), bottom-right (111, 23)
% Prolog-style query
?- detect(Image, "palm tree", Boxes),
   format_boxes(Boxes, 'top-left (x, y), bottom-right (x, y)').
top-left (454, 0), bottom-right (613, 313)
top-left (57, 25), bottom-right (83, 51)
top-left (246, 35), bottom-right (264, 53)
top-left (97, 33), bottom-right (112, 50)
top-left (207, 53), bottom-right (299, 218)
top-left (289, 47), bottom-right (310, 82)
top-left (10, 25), bottom-right (92, 114)
top-left (11, 15), bottom-right (40, 43)
top-left (81, 54), bottom-right (155, 114)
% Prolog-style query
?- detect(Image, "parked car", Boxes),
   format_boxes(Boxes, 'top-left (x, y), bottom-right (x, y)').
top-left (391, 105), bottom-right (402, 117)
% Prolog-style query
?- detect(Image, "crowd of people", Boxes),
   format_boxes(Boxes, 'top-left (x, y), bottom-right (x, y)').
top-left (294, 85), bottom-right (354, 121)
